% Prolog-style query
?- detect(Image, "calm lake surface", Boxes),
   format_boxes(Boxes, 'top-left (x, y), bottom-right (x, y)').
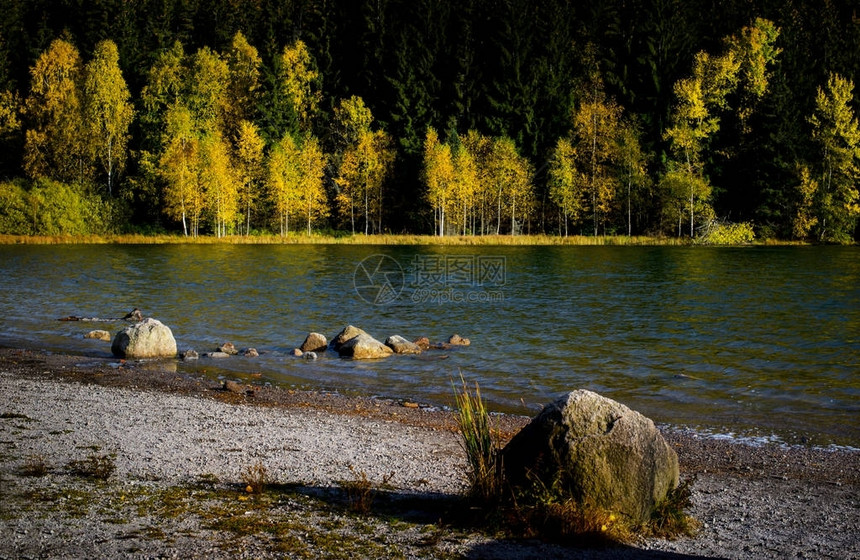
top-left (0, 244), bottom-right (858, 447)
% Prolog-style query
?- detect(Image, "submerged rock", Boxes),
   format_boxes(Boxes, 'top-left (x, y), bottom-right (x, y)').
top-left (289, 348), bottom-right (303, 357)
top-left (385, 335), bottom-right (422, 354)
top-left (111, 318), bottom-right (177, 359)
top-left (218, 342), bottom-right (239, 355)
top-left (500, 389), bottom-right (679, 525)
top-left (241, 348), bottom-right (259, 357)
top-left (303, 351), bottom-right (318, 361)
top-left (447, 334), bottom-right (470, 346)
top-left (204, 351), bottom-right (231, 359)
top-left (413, 336), bottom-right (431, 350)
top-left (181, 349), bottom-right (199, 361)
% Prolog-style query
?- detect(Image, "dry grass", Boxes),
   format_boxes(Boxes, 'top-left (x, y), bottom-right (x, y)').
top-left (20, 454), bottom-right (50, 477)
top-left (67, 453), bottom-right (117, 480)
top-left (339, 465), bottom-right (396, 514)
top-left (0, 232), bottom-right (710, 246)
top-left (241, 461), bottom-right (269, 494)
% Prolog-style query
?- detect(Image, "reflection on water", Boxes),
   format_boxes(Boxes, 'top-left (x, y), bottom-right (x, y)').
top-left (0, 244), bottom-right (858, 447)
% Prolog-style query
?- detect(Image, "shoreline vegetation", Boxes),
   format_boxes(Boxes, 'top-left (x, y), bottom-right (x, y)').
top-left (0, 233), bottom-right (813, 246)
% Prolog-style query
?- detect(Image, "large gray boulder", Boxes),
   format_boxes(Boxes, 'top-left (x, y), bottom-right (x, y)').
top-left (111, 318), bottom-right (177, 359)
top-left (500, 389), bottom-right (679, 525)
top-left (338, 333), bottom-right (393, 359)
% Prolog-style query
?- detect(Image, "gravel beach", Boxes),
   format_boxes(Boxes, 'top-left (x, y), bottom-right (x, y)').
top-left (0, 347), bottom-right (858, 559)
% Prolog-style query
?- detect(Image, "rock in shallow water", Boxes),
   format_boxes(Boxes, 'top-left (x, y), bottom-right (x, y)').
top-left (385, 335), bottom-right (422, 354)
top-left (300, 332), bottom-right (328, 353)
top-left (217, 342), bottom-right (238, 355)
top-left (338, 333), bottom-right (392, 359)
top-left (111, 318), bottom-right (177, 359)
top-left (330, 325), bottom-right (368, 351)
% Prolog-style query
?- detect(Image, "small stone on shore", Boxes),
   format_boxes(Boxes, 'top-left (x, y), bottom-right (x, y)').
top-left (223, 380), bottom-right (244, 393)
top-left (84, 330), bottom-right (112, 342)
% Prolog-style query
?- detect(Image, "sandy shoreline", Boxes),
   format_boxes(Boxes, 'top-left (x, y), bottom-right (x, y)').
top-left (1, 347), bottom-right (858, 559)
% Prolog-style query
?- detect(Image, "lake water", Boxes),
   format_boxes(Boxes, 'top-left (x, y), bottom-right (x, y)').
top-left (0, 244), bottom-right (858, 447)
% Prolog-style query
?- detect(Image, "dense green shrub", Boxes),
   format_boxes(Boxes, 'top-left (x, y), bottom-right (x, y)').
top-left (0, 180), bottom-right (32, 234)
top-left (0, 179), bottom-right (121, 235)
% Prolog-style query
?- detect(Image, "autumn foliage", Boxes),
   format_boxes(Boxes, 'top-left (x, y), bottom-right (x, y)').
top-left (0, 7), bottom-right (857, 242)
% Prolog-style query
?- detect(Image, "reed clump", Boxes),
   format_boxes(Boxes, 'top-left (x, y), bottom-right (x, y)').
top-left (453, 373), bottom-right (502, 503)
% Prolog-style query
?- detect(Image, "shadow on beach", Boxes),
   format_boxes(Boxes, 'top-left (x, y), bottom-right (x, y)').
top-left (257, 482), bottom-right (715, 560)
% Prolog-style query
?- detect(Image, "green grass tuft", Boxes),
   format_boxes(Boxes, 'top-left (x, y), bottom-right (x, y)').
top-left (453, 373), bottom-right (502, 503)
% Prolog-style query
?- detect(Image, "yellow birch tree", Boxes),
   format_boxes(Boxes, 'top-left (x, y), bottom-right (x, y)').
top-left (297, 134), bottom-right (328, 235)
top-left (806, 73), bottom-right (860, 242)
top-left (548, 137), bottom-right (587, 236)
top-left (452, 144), bottom-right (478, 235)
top-left (234, 119), bottom-right (265, 235)
top-left (0, 90), bottom-right (20, 137)
top-left (83, 39), bottom-right (134, 196)
top-left (159, 104), bottom-right (201, 237)
top-left (423, 127), bottom-right (454, 236)
top-left (187, 47), bottom-right (229, 135)
top-left (225, 31), bottom-right (261, 138)
top-left (571, 87), bottom-right (624, 236)
top-left (24, 38), bottom-right (90, 184)
top-left (460, 130), bottom-right (492, 235)
top-left (200, 132), bottom-right (238, 238)
top-left (279, 40), bottom-right (321, 134)
top-left (333, 96), bottom-right (392, 234)
top-left (267, 134), bottom-right (301, 236)
top-left (487, 136), bottom-right (533, 235)
top-left (616, 120), bottom-right (649, 236)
